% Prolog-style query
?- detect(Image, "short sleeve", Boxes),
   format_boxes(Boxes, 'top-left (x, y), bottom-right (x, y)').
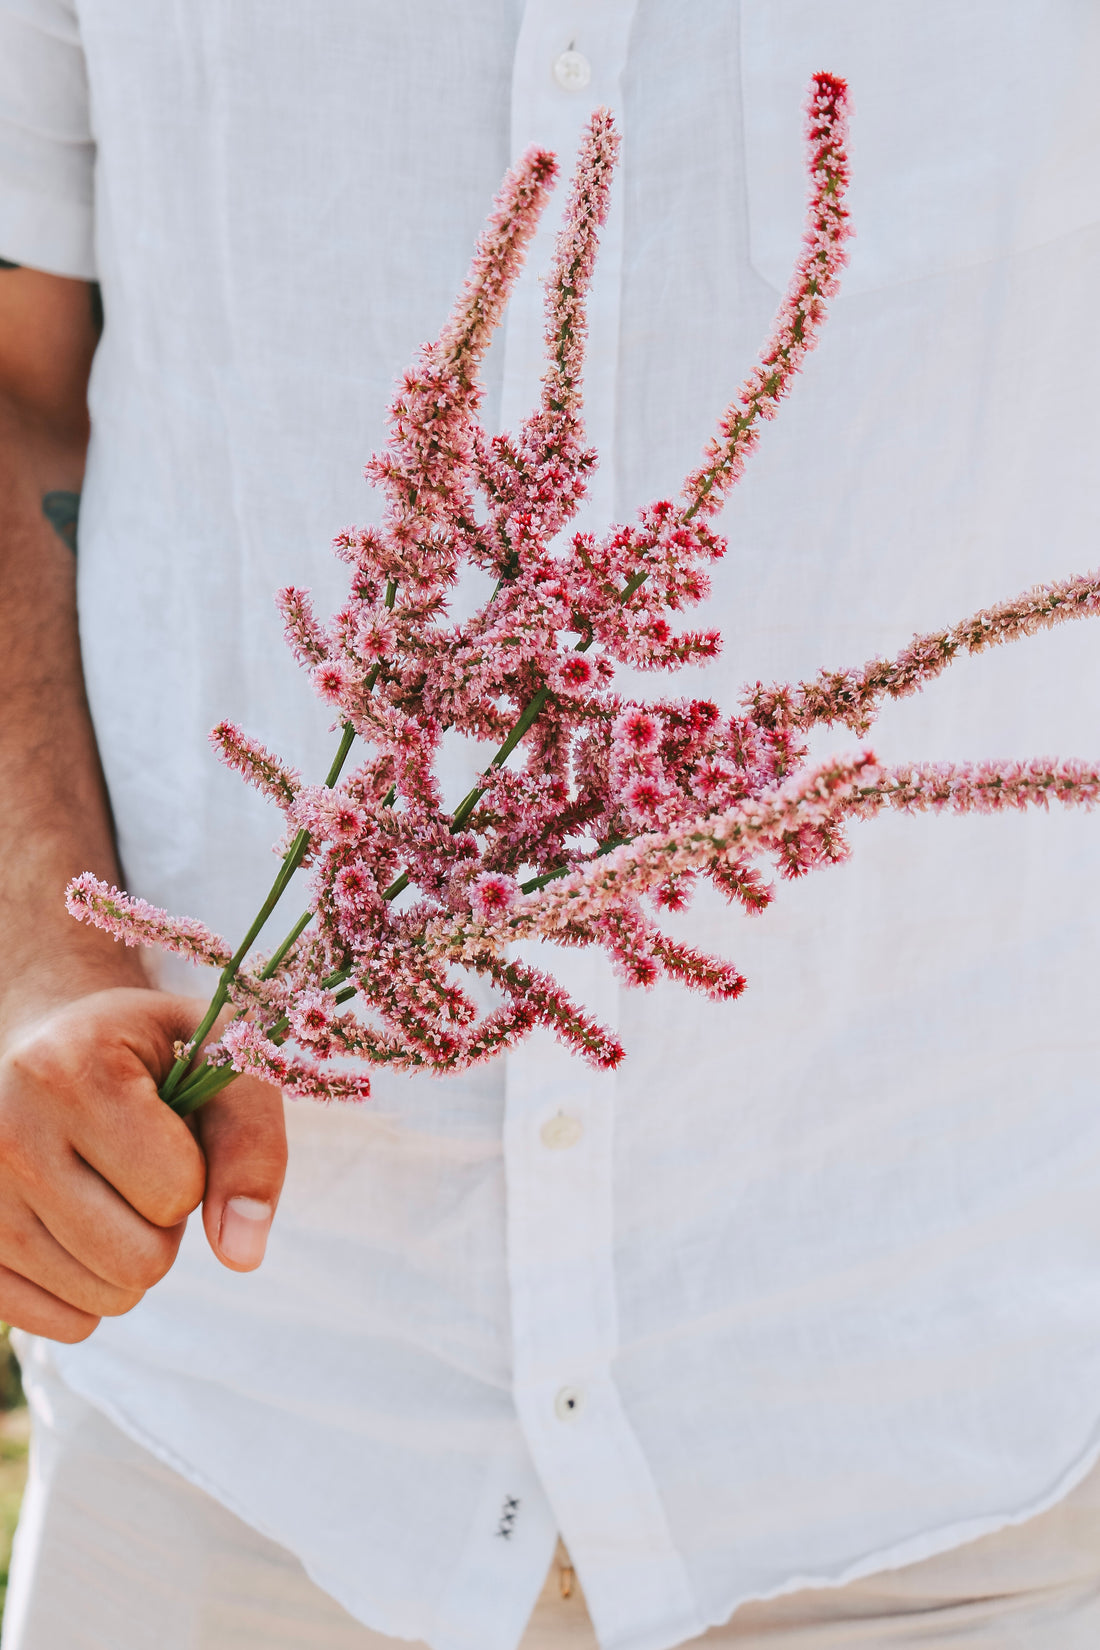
top-left (0, 0), bottom-right (95, 278)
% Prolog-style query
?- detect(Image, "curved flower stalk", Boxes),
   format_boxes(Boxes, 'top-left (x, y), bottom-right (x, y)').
top-left (66, 874), bottom-right (232, 969)
top-left (747, 568), bottom-right (1100, 736)
top-left (66, 73), bottom-right (1100, 1112)
top-left (420, 753), bottom-right (1100, 968)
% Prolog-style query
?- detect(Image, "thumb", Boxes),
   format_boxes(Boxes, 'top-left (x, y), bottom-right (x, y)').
top-left (193, 1073), bottom-right (288, 1271)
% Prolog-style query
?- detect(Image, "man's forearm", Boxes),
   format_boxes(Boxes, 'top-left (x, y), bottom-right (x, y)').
top-left (0, 289), bottom-right (147, 1040)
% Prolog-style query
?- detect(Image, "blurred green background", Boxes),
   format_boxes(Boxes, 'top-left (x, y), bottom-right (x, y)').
top-left (0, 1329), bottom-right (27, 1628)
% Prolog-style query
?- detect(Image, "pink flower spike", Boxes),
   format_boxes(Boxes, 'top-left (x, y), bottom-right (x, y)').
top-left (65, 873), bottom-right (232, 968)
top-left (276, 586), bottom-right (329, 665)
top-left (682, 71), bottom-right (851, 521)
top-left (210, 722), bottom-right (301, 809)
top-left (754, 565), bottom-right (1100, 737)
top-left (220, 1020), bottom-right (290, 1082)
top-left (540, 108), bottom-right (621, 421)
top-left (437, 145), bottom-right (559, 375)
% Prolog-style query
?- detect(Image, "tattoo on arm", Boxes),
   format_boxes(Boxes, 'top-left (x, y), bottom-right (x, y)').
top-left (1, 262), bottom-right (92, 551)
top-left (42, 492), bottom-right (80, 554)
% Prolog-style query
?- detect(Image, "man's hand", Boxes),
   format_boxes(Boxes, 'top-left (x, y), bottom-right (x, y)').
top-left (0, 988), bottom-right (288, 1342)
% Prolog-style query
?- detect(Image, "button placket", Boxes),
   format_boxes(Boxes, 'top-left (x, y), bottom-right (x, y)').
top-left (504, 949), bottom-right (617, 1380)
top-left (501, 7), bottom-right (702, 1645)
top-left (502, 945), bottom-right (699, 1647)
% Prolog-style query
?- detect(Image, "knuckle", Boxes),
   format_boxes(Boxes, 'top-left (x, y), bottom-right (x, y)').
top-left (3, 1027), bottom-right (81, 1095)
top-left (144, 1175), bottom-right (203, 1231)
top-left (0, 1135), bottom-right (58, 1204)
top-left (0, 1043), bottom-right (93, 1176)
top-left (98, 1286), bottom-right (145, 1318)
top-left (0, 1218), bottom-right (42, 1278)
top-left (108, 1251), bottom-right (158, 1294)
top-left (4, 1037), bottom-right (57, 1089)
top-left (0, 1120), bottom-right (33, 1187)
top-left (138, 1244), bottom-right (176, 1289)
top-left (165, 1168), bottom-right (206, 1224)
top-left (0, 1081), bottom-right (47, 1160)
top-left (110, 1231), bottom-right (178, 1293)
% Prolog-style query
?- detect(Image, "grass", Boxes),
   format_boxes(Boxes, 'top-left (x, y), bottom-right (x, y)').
top-left (0, 1332), bottom-right (27, 1628)
top-left (0, 1408), bottom-right (28, 1622)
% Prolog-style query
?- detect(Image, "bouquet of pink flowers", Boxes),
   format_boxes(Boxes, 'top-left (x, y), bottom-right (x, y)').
top-left (67, 75), bottom-right (1100, 1115)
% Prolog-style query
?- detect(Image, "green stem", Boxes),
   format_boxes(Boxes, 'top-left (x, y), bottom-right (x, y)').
top-left (323, 720), bottom-right (359, 786)
top-left (167, 977), bottom-right (357, 1116)
top-left (158, 721), bottom-right (357, 1104)
top-left (448, 685), bottom-right (550, 835)
top-left (519, 835), bottom-right (629, 895)
top-left (261, 909), bottom-right (314, 980)
top-left (169, 1064), bottom-right (238, 1116)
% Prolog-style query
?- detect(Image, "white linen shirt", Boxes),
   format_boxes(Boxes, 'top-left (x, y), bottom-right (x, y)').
top-left (4, 5), bottom-right (1100, 1650)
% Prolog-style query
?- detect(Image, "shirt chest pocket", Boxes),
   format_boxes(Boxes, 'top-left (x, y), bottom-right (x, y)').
top-left (739, 0), bottom-right (1100, 297)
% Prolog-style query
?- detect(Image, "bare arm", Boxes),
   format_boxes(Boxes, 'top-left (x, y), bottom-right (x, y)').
top-left (0, 269), bottom-right (286, 1341)
top-left (0, 270), bottom-right (144, 1024)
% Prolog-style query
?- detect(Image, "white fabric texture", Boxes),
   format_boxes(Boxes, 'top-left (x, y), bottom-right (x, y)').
top-left (3, 4), bottom-right (1100, 1650)
top-left (11, 1348), bottom-right (1100, 1650)
top-left (0, 1), bottom-right (94, 278)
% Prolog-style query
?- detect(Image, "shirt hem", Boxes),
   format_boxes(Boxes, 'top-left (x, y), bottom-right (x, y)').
top-left (28, 1338), bottom-right (437, 1646)
top-left (696, 1422), bottom-right (1100, 1639)
top-left (23, 1334), bottom-right (1100, 1650)
top-left (0, 180), bottom-right (95, 279)
top-left (25, 1333), bottom-right (550, 1650)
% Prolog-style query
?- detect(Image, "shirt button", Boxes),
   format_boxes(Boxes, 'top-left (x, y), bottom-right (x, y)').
top-left (540, 1112), bottom-right (584, 1150)
top-left (554, 1386), bottom-right (585, 1422)
top-left (552, 48), bottom-right (592, 92)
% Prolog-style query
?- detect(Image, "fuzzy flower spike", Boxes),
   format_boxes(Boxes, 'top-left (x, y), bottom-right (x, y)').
top-left (67, 74), bottom-right (1100, 1113)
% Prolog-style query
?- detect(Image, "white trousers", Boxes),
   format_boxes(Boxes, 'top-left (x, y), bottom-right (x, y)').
top-left (6, 1365), bottom-right (1100, 1649)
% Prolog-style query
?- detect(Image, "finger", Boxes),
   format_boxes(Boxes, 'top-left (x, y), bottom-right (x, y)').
top-left (0, 1261), bottom-right (100, 1343)
top-left (0, 1199), bottom-right (147, 1317)
top-left (69, 1076), bottom-right (206, 1229)
top-left (5, 990), bottom-right (207, 1226)
top-left (194, 1073), bottom-right (287, 1271)
top-left (21, 1143), bottom-right (187, 1294)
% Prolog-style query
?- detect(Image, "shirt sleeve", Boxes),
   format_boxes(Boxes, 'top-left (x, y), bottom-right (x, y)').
top-left (0, 0), bottom-right (95, 278)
